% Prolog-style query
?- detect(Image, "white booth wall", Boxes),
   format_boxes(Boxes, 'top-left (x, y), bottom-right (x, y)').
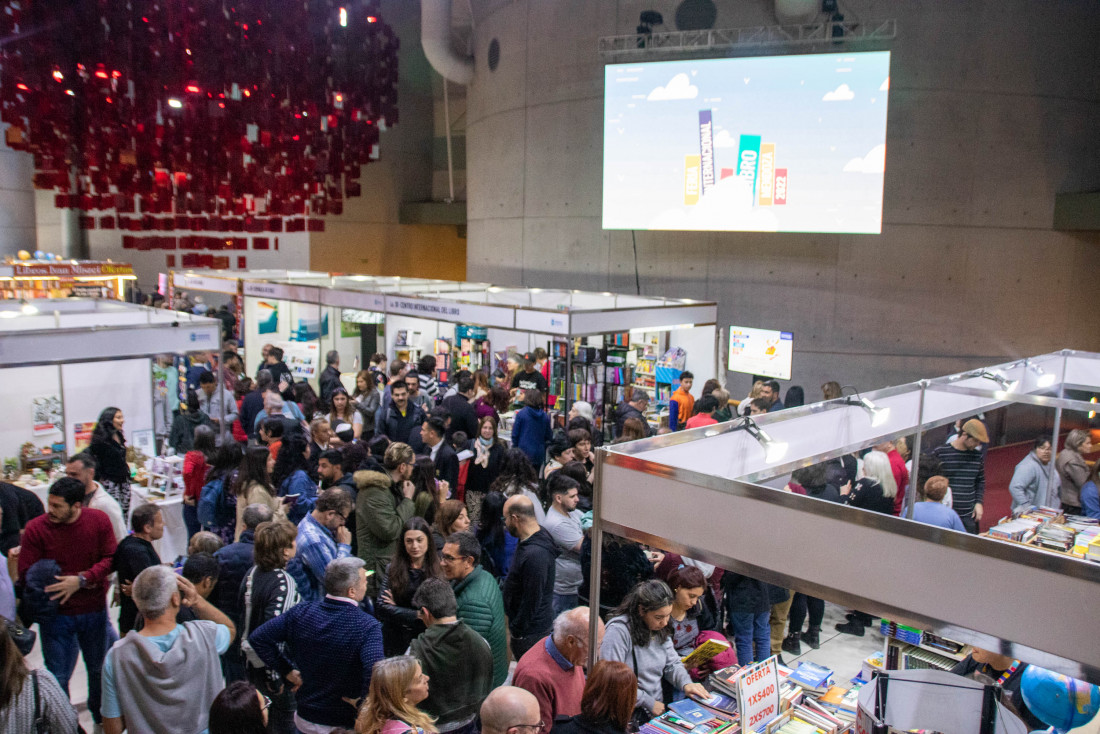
top-left (243, 296), bottom-right (321, 389)
top-left (0, 359), bottom-right (154, 463)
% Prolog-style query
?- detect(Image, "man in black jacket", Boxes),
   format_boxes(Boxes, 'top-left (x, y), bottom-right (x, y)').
top-left (376, 381), bottom-right (425, 443)
top-left (113, 503), bottom-right (164, 634)
top-left (502, 495), bottom-right (559, 659)
top-left (441, 372), bottom-right (479, 442)
top-left (419, 415), bottom-right (459, 490)
top-left (319, 350), bottom-right (343, 404)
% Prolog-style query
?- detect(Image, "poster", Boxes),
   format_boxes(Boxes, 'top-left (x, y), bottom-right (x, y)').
top-left (340, 319), bottom-right (361, 338)
top-left (276, 340), bottom-right (319, 379)
top-left (31, 395), bottom-right (62, 435)
top-left (257, 300), bottom-right (279, 334)
top-left (73, 421), bottom-right (97, 452)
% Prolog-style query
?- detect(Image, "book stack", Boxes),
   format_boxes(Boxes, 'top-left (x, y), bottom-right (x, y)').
top-left (879, 620), bottom-right (921, 646)
top-left (861, 650), bottom-right (884, 681)
top-left (758, 702), bottom-right (842, 734)
top-left (921, 631), bottom-right (964, 656)
top-left (816, 685), bottom-right (861, 725)
top-left (1072, 526), bottom-right (1100, 556)
top-left (641, 702), bottom-right (738, 734)
top-left (1034, 523), bottom-right (1076, 552)
top-left (986, 517), bottom-right (1042, 543)
top-left (787, 662), bottom-right (834, 695)
top-left (1089, 536), bottom-right (1100, 563)
top-left (901, 645), bottom-right (956, 671)
top-left (708, 666), bottom-right (744, 699)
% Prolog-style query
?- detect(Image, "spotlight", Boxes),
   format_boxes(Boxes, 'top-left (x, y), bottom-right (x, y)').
top-left (167, 98), bottom-right (183, 109)
top-left (1028, 363), bottom-right (1057, 389)
top-left (846, 395), bottom-right (891, 428)
top-left (339, 7), bottom-right (348, 26)
top-left (20, 300), bottom-right (38, 315)
top-left (975, 370), bottom-right (1019, 393)
top-left (742, 416), bottom-right (788, 464)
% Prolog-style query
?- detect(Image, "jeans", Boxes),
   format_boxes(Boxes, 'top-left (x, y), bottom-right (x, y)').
top-left (788, 593), bottom-right (824, 633)
top-left (267, 685), bottom-right (297, 734)
top-left (553, 593), bottom-right (579, 615)
top-left (39, 609), bottom-right (113, 723)
top-left (729, 611), bottom-right (770, 664)
top-left (183, 502), bottom-right (201, 541)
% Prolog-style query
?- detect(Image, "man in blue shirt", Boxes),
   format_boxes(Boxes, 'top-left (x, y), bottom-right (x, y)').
top-left (295, 488), bottom-right (354, 601)
top-left (101, 566), bottom-right (235, 734)
top-left (911, 476), bottom-right (967, 532)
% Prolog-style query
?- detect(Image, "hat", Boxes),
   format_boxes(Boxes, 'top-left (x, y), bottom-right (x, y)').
top-left (962, 419), bottom-right (989, 443)
top-left (334, 422), bottom-right (354, 443)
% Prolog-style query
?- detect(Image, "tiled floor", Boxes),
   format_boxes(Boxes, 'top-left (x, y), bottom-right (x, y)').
top-left (28, 600), bottom-right (1100, 734)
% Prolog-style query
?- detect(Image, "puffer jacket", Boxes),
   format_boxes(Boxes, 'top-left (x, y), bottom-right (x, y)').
top-left (355, 470), bottom-right (415, 596)
top-left (452, 566), bottom-right (509, 686)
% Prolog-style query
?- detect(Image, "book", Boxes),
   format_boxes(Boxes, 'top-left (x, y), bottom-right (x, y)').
top-left (788, 662), bottom-right (834, 692)
top-left (681, 637), bottom-right (733, 669)
top-left (669, 700), bottom-right (712, 724)
top-left (695, 690), bottom-right (739, 715)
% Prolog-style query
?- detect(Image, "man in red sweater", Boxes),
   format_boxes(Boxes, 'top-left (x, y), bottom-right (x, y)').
top-left (17, 476), bottom-right (118, 728)
top-left (512, 606), bottom-right (605, 733)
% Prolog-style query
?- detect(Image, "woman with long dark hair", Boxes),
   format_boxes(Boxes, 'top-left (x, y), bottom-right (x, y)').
top-left (353, 369), bottom-right (380, 439)
top-left (231, 445), bottom-right (283, 539)
top-left (377, 517), bottom-right (444, 656)
top-left (0, 629), bottom-right (79, 733)
top-left (431, 500), bottom-right (470, 550)
top-left (475, 385), bottom-right (511, 425)
top-left (208, 680), bottom-right (268, 734)
top-left (88, 406), bottom-right (133, 514)
top-left (490, 447), bottom-right (545, 524)
top-left (327, 386), bottom-right (363, 445)
top-left (599, 580), bottom-right (707, 716)
top-left (553, 661), bottom-right (638, 734)
top-left (272, 433), bottom-right (318, 524)
top-left (476, 491), bottom-right (517, 579)
top-left (200, 440), bottom-right (245, 544)
top-left (410, 457), bottom-right (442, 525)
top-left (465, 416), bottom-right (505, 526)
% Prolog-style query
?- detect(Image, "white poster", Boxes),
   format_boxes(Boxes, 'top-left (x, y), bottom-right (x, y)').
top-left (277, 340), bottom-right (319, 379)
top-left (31, 394), bottom-right (62, 436)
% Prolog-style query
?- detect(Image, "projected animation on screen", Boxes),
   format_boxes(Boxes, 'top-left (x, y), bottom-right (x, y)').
top-left (603, 52), bottom-right (890, 234)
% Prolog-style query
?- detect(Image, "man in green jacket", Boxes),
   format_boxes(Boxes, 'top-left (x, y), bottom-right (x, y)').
top-left (441, 531), bottom-right (509, 686)
top-left (410, 578), bottom-right (494, 734)
top-left (355, 445), bottom-right (416, 596)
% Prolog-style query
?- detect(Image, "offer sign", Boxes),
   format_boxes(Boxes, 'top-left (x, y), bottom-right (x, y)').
top-left (736, 655), bottom-right (780, 731)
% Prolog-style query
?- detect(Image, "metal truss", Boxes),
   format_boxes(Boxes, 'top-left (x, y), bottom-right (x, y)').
top-left (598, 19), bottom-right (896, 56)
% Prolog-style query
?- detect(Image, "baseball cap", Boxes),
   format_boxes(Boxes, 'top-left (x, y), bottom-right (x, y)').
top-left (962, 419), bottom-right (990, 443)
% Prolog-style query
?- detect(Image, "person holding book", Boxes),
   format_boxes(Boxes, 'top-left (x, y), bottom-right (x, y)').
top-left (667, 566), bottom-right (707, 657)
top-left (551, 661), bottom-right (637, 734)
top-left (599, 580), bottom-right (708, 716)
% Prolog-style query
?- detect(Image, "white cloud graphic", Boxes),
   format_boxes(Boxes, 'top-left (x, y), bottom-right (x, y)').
top-left (822, 83), bottom-right (855, 102)
top-left (647, 73), bottom-right (698, 101)
top-left (879, 77), bottom-right (889, 91)
top-left (843, 144), bottom-right (886, 173)
top-left (713, 130), bottom-right (738, 148)
top-left (648, 175), bottom-right (779, 232)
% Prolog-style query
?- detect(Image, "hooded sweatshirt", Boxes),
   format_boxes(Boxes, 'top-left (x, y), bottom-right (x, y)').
top-left (1008, 451), bottom-right (1060, 511)
top-left (503, 527), bottom-right (559, 638)
top-left (355, 470), bottom-right (415, 595)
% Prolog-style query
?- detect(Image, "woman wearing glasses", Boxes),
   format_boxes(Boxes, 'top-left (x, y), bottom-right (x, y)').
top-left (599, 580), bottom-right (708, 716)
top-left (208, 681), bottom-right (270, 734)
top-left (355, 656), bottom-right (437, 734)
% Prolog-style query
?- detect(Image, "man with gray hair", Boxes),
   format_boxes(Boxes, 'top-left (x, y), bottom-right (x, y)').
top-left (249, 556), bottom-right (383, 732)
top-left (100, 565), bottom-right (236, 734)
top-left (615, 389), bottom-right (652, 438)
top-left (512, 607), bottom-right (606, 733)
top-left (480, 686), bottom-right (543, 734)
top-left (410, 577), bottom-right (493, 734)
top-left (320, 349), bottom-right (343, 403)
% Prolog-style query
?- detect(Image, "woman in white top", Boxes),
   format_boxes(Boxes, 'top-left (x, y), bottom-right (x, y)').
top-left (327, 387), bottom-right (363, 445)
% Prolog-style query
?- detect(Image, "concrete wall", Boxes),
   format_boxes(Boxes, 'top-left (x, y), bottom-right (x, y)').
top-left (0, 131), bottom-right (36, 258)
top-left (464, 0), bottom-right (1100, 398)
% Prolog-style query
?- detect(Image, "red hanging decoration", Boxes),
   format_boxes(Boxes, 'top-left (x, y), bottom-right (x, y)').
top-left (0, 0), bottom-right (398, 224)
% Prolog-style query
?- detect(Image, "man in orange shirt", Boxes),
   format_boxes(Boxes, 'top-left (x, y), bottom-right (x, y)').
top-left (672, 371), bottom-right (695, 429)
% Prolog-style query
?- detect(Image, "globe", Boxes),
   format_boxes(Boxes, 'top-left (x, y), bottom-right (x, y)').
top-left (1020, 665), bottom-right (1100, 733)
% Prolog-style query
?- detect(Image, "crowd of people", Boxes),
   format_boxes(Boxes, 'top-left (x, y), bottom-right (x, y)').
top-left (0, 352), bottom-right (1092, 734)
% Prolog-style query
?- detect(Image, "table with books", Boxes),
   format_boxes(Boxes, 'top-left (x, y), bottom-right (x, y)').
top-left (982, 506), bottom-right (1100, 560)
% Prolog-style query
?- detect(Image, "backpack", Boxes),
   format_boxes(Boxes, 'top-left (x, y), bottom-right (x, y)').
top-left (197, 476), bottom-right (233, 529)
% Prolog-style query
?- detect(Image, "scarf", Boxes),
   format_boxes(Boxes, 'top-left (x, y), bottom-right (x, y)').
top-left (475, 437), bottom-right (493, 468)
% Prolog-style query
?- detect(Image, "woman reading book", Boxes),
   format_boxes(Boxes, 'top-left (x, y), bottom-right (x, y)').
top-left (599, 580), bottom-right (708, 716)
top-left (667, 566), bottom-right (736, 680)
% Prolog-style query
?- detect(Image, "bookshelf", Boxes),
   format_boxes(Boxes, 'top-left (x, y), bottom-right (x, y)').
top-left (434, 338), bottom-right (452, 389)
top-left (881, 619), bottom-right (969, 674)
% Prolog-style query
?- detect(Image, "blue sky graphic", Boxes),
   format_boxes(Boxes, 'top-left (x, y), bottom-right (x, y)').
top-left (602, 51), bottom-right (890, 234)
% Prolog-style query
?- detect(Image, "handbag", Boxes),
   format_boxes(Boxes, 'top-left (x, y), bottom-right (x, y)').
top-left (4, 615), bottom-right (37, 656)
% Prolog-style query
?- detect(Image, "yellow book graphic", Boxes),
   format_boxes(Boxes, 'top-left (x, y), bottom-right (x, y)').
top-left (684, 155), bottom-right (701, 205)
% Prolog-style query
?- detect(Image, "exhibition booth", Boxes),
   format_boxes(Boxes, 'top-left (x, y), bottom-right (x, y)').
top-left (0, 298), bottom-right (223, 561)
top-left (0, 259), bottom-right (137, 300)
top-left (590, 351), bottom-right (1100, 684)
top-left (173, 269), bottom-right (719, 438)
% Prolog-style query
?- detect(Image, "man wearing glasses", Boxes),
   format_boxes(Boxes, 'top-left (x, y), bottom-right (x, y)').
top-left (480, 687), bottom-right (544, 734)
top-left (441, 531), bottom-right (509, 687)
top-left (294, 489), bottom-right (354, 602)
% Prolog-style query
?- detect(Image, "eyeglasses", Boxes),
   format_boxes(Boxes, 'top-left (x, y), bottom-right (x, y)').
top-left (440, 553), bottom-right (470, 563)
top-left (511, 723), bottom-right (545, 733)
top-left (261, 693), bottom-right (272, 712)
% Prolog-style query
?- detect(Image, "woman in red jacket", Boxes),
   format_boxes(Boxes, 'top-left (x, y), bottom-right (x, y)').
top-left (183, 424), bottom-right (215, 540)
